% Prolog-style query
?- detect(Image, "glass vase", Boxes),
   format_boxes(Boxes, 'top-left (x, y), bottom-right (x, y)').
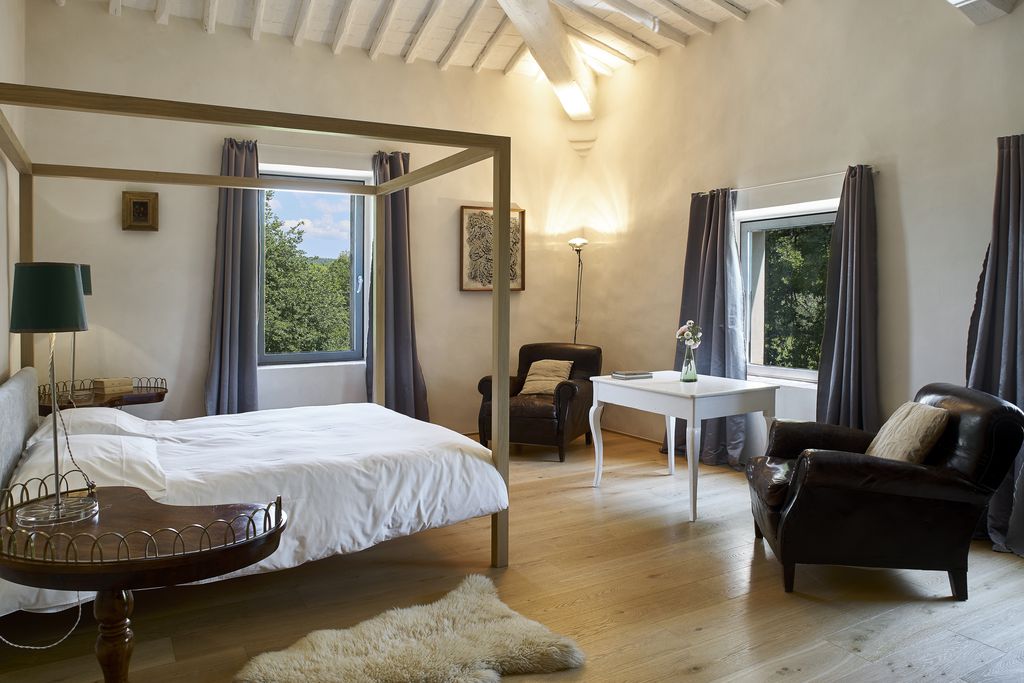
top-left (680, 345), bottom-right (697, 382)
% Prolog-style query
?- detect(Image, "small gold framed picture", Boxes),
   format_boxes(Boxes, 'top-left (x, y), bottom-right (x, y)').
top-left (122, 191), bottom-right (159, 231)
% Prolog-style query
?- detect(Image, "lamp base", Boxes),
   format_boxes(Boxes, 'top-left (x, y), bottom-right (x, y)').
top-left (15, 494), bottom-right (100, 527)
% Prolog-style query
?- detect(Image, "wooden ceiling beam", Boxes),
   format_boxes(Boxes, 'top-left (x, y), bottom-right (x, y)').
top-left (649, 0), bottom-right (715, 34)
top-left (502, 42), bottom-right (528, 75)
top-left (332, 0), bottom-right (358, 54)
top-left (473, 16), bottom-right (510, 72)
top-left (251, 0), bottom-right (266, 40)
top-left (405, 0), bottom-right (446, 63)
top-left (599, 0), bottom-right (690, 45)
top-left (202, 0), bottom-right (219, 34)
top-left (498, 0), bottom-right (595, 119)
top-left (293, 0), bottom-right (316, 46)
top-left (704, 0), bottom-right (748, 21)
top-left (565, 25), bottom-right (634, 65)
top-left (369, 0), bottom-right (400, 60)
top-left (551, 0), bottom-right (659, 57)
top-left (155, 0), bottom-right (172, 24)
top-left (439, 0), bottom-right (487, 71)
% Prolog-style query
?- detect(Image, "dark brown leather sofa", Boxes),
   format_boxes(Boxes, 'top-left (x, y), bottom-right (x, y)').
top-left (746, 383), bottom-right (1024, 600)
top-left (478, 343), bottom-right (602, 462)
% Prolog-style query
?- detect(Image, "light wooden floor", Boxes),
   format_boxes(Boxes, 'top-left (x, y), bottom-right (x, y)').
top-left (2, 431), bottom-right (1024, 682)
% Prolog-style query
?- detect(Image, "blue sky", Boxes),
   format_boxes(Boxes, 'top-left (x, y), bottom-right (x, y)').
top-left (269, 191), bottom-right (353, 259)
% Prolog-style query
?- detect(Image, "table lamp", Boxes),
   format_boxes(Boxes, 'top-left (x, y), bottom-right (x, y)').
top-left (10, 262), bottom-right (99, 526)
top-left (70, 264), bottom-right (91, 399)
top-left (568, 237), bottom-right (588, 344)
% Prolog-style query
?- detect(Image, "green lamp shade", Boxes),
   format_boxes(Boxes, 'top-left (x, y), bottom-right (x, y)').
top-left (10, 262), bottom-right (89, 333)
top-left (79, 264), bottom-right (92, 296)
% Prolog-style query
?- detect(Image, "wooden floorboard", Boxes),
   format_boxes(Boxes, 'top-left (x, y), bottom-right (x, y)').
top-left (1, 431), bottom-right (1023, 682)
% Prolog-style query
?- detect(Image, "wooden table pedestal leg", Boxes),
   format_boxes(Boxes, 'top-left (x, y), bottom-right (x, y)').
top-left (94, 589), bottom-right (134, 683)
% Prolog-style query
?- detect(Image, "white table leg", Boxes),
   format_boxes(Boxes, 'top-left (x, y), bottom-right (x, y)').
top-left (686, 423), bottom-right (701, 522)
top-left (590, 402), bottom-right (605, 487)
top-left (665, 415), bottom-right (676, 475)
top-left (763, 408), bottom-right (775, 451)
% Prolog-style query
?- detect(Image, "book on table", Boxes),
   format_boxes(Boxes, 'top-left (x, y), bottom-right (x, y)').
top-left (611, 371), bottom-right (653, 380)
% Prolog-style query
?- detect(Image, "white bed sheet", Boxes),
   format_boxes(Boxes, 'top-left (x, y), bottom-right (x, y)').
top-left (1, 403), bottom-right (507, 616)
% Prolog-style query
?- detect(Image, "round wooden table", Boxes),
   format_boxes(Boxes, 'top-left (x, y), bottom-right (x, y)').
top-left (0, 486), bottom-right (287, 682)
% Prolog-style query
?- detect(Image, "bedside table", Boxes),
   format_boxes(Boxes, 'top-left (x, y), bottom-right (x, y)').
top-left (0, 486), bottom-right (287, 683)
top-left (38, 378), bottom-right (168, 417)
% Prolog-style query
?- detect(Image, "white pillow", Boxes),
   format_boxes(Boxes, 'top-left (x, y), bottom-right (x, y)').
top-left (11, 434), bottom-right (167, 497)
top-left (520, 360), bottom-right (574, 396)
top-left (866, 401), bottom-right (950, 464)
top-left (27, 407), bottom-right (154, 447)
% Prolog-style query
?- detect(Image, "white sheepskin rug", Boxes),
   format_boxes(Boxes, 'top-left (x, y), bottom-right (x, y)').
top-left (235, 575), bottom-right (585, 683)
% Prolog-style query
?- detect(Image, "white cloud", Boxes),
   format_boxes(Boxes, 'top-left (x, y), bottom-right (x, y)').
top-left (283, 217), bottom-right (351, 238)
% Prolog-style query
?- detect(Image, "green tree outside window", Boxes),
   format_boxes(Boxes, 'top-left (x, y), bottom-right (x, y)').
top-left (762, 224), bottom-right (832, 370)
top-left (263, 191), bottom-right (353, 355)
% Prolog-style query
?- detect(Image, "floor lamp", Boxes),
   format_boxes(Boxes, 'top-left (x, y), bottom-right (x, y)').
top-left (10, 262), bottom-right (99, 526)
top-left (568, 237), bottom-right (588, 344)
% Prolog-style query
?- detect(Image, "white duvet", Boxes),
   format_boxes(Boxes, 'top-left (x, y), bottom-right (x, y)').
top-left (2, 404), bottom-right (508, 616)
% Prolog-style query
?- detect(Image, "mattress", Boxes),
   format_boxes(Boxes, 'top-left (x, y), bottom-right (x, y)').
top-left (1, 403), bottom-right (508, 616)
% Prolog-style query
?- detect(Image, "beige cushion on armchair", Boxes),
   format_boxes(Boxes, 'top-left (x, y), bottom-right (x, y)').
top-left (866, 401), bottom-right (950, 464)
top-left (520, 360), bottom-right (574, 395)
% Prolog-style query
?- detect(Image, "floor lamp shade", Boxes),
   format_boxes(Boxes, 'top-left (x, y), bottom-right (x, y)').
top-left (10, 263), bottom-right (89, 333)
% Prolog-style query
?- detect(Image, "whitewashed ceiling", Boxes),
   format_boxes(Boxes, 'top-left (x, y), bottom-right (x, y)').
top-left (74, 0), bottom-right (783, 118)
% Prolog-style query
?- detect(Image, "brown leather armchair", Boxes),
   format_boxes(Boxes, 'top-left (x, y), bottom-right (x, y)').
top-left (746, 384), bottom-right (1024, 600)
top-left (479, 343), bottom-right (602, 462)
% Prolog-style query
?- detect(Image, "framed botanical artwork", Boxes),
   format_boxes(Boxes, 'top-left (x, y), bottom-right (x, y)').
top-left (122, 191), bottom-right (159, 231)
top-left (459, 206), bottom-right (525, 292)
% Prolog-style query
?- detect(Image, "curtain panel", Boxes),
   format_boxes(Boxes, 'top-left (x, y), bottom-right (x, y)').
top-left (672, 188), bottom-right (748, 468)
top-left (365, 151), bottom-right (430, 421)
top-left (205, 138), bottom-right (260, 415)
top-left (816, 165), bottom-right (881, 431)
top-left (967, 134), bottom-right (1024, 555)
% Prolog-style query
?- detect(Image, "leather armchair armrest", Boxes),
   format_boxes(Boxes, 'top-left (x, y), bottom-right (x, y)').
top-left (790, 449), bottom-right (990, 505)
top-left (766, 420), bottom-right (876, 460)
top-left (555, 379), bottom-right (592, 408)
top-left (478, 375), bottom-right (524, 398)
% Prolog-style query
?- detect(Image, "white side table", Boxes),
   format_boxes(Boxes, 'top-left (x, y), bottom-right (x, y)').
top-left (588, 371), bottom-right (779, 521)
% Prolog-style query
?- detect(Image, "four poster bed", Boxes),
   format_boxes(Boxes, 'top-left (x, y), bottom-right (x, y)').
top-left (0, 83), bottom-right (512, 612)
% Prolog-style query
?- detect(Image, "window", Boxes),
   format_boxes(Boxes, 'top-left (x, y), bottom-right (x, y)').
top-left (258, 167), bottom-right (366, 365)
top-left (739, 208), bottom-right (837, 381)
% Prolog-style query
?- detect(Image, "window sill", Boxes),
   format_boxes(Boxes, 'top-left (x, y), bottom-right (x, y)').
top-left (259, 360), bottom-right (366, 370)
top-left (748, 373), bottom-right (817, 390)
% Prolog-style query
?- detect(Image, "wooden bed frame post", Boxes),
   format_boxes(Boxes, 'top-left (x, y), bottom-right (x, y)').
top-left (372, 193), bottom-right (387, 406)
top-left (1, 107), bottom-right (34, 367)
top-left (490, 141), bottom-right (511, 569)
top-left (18, 173), bottom-right (33, 367)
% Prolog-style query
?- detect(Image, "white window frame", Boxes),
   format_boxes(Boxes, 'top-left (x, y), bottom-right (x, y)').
top-left (734, 199), bottom-right (839, 384)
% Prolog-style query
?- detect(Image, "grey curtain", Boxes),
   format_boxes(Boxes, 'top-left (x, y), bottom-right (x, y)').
top-left (205, 139), bottom-right (260, 415)
top-left (967, 134), bottom-right (1024, 555)
top-left (365, 152), bottom-right (430, 420)
top-left (671, 188), bottom-right (747, 468)
top-left (816, 165), bottom-right (880, 431)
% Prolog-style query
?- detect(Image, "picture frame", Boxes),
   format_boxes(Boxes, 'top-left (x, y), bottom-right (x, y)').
top-left (122, 191), bottom-right (159, 231)
top-left (459, 205), bottom-right (525, 292)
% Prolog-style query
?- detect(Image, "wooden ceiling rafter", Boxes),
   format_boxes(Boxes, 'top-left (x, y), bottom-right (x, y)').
top-left (439, 0), bottom-right (488, 71)
top-left (55, 0), bottom-right (785, 118)
top-left (293, 0), bottom-right (316, 46)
